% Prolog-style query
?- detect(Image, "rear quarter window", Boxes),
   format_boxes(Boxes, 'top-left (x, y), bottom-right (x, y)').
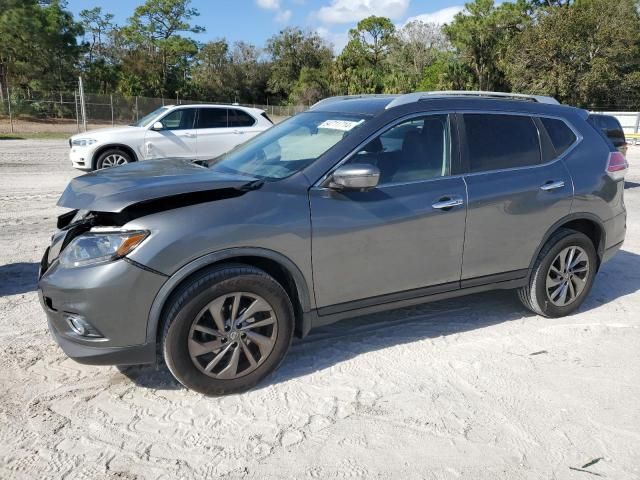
top-left (229, 109), bottom-right (256, 127)
top-left (540, 117), bottom-right (577, 156)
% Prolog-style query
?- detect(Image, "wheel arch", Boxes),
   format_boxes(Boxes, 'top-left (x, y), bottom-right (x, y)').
top-left (529, 213), bottom-right (606, 274)
top-left (147, 248), bottom-right (313, 348)
top-left (92, 144), bottom-right (138, 170)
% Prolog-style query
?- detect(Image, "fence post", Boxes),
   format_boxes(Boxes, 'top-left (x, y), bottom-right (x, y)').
top-left (6, 85), bottom-right (14, 134)
top-left (74, 90), bottom-right (80, 133)
top-left (78, 76), bottom-right (87, 132)
top-left (135, 96), bottom-right (139, 122)
top-left (110, 94), bottom-right (114, 126)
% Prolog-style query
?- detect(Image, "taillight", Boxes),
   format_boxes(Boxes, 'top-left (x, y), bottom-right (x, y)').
top-left (606, 151), bottom-right (628, 181)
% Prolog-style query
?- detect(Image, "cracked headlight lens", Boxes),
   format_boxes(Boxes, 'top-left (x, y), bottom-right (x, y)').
top-left (59, 230), bottom-right (149, 268)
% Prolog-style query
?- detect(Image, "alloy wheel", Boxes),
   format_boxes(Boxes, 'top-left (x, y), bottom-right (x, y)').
top-left (100, 153), bottom-right (128, 168)
top-left (187, 292), bottom-right (278, 379)
top-left (546, 246), bottom-right (590, 307)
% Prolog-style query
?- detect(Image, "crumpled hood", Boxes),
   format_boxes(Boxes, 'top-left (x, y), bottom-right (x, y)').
top-left (58, 158), bottom-right (258, 213)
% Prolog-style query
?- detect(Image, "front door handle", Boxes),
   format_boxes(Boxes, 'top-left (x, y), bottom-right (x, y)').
top-left (432, 196), bottom-right (464, 210)
top-left (183, 132), bottom-right (196, 138)
top-left (540, 180), bottom-right (565, 191)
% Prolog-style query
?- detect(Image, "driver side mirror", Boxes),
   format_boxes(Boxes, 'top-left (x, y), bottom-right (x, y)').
top-left (329, 164), bottom-right (380, 191)
top-left (151, 121), bottom-right (164, 131)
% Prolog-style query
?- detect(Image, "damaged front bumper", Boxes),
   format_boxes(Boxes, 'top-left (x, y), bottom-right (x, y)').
top-left (38, 213), bottom-right (167, 366)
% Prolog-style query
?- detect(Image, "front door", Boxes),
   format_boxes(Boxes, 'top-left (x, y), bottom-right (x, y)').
top-left (144, 107), bottom-right (197, 159)
top-left (310, 113), bottom-right (467, 310)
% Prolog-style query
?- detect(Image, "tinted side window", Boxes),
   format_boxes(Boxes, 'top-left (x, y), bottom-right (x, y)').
top-left (229, 109), bottom-right (256, 127)
top-left (540, 117), bottom-right (577, 156)
top-left (197, 108), bottom-right (227, 128)
top-left (463, 114), bottom-right (540, 172)
top-left (347, 114), bottom-right (451, 184)
top-left (160, 108), bottom-right (196, 130)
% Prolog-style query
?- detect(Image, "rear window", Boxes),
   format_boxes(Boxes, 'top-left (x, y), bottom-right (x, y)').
top-left (589, 115), bottom-right (625, 141)
top-left (540, 118), bottom-right (577, 156)
top-left (463, 114), bottom-right (541, 172)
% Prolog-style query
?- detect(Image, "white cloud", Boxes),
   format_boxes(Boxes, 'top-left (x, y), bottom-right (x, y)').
top-left (314, 0), bottom-right (410, 25)
top-left (256, 0), bottom-right (280, 10)
top-left (403, 6), bottom-right (463, 26)
top-left (316, 27), bottom-right (349, 53)
top-left (275, 9), bottom-right (293, 22)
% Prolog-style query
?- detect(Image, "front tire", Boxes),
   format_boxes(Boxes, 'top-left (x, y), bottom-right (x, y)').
top-left (518, 228), bottom-right (597, 317)
top-left (95, 148), bottom-right (132, 170)
top-left (162, 265), bottom-right (294, 395)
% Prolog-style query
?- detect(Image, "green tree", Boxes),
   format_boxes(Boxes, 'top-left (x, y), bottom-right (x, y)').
top-left (79, 7), bottom-right (121, 93)
top-left (120, 0), bottom-right (203, 96)
top-left (290, 66), bottom-right (331, 105)
top-left (504, 0), bottom-right (640, 108)
top-left (334, 15), bottom-right (397, 94)
top-left (444, 0), bottom-right (530, 91)
top-left (266, 27), bottom-right (333, 103)
top-left (0, 0), bottom-right (83, 91)
top-left (386, 20), bottom-right (449, 92)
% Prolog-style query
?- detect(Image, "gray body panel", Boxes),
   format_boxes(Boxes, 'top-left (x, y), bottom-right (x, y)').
top-left (39, 259), bottom-right (166, 347)
top-left (461, 160), bottom-right (573, 279)
top-left (38, 96), bottom-right (626, 366)
top-left (310, 177), bottom-right (467, 307)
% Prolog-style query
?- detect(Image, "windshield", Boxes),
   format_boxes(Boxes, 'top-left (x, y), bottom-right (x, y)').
top-left (130, 106), bottom-right (169, 127)
top-left (207, 111), bottom-right (368, 180)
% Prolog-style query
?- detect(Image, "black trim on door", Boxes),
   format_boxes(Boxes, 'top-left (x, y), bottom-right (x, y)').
top-left (316, 269), bottom-right (529, 317)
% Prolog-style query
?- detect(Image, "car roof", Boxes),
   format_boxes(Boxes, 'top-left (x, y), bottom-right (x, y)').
top-left (310, 92), bottom-right (586, 119)
top-left (310, 95), bottom-right (399, 115)
top-left (169, 104), bottom-right (263, 112)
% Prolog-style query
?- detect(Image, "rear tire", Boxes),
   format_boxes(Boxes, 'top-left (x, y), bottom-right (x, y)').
top-left (162, 264), bottom-right (294, 395)
top-left (95, 148), bottom-right (132, 170)
top-left (518, 228), bottom-right (597, 317)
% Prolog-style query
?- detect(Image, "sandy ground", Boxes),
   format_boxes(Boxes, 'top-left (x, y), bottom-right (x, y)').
top-left (0, 139), bottom-right (639, 480)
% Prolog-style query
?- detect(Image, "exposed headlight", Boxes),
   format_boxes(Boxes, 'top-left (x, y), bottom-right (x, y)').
top-left (59, 230), bottom-right (149, 268)
top-left (71, 138), bottom-right (98, 147)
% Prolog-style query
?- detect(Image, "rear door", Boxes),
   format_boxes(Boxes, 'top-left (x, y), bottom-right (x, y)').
top-left (459, 113), bottom-right (574, 284)
top-left (143, 107), bottom-right (197, 159)
top-left (195, 107), bottom-right (236, 159)
top-left (228, 108), bottom-right (262, 144)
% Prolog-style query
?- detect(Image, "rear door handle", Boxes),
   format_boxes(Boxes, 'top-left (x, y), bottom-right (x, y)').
top-left (183, 132), bottom-right (196, 138)
top-left (432, 196), bottom-right (464, 210)
top-left (540, 180), bottom-right (565, 191)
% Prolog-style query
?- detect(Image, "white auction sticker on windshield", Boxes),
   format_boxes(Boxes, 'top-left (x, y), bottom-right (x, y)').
top-left (317, 119), bottom-right (364, 131)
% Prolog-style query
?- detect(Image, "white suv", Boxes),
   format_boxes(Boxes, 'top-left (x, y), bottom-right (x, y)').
top-left (68, 104), bottom-right (273, 170)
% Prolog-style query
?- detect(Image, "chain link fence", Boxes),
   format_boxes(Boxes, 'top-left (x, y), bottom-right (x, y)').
top-left (3, 83), bottom-right (640, 141)
top-left (0, 85), bottom-right (307, 135)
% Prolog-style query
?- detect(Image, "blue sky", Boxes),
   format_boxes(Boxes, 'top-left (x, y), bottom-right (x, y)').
top-left (66, 0), bottom-right (465, 51)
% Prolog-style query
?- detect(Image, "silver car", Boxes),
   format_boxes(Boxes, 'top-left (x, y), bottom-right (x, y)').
top-left (38, 92), bottom-right (627, 395)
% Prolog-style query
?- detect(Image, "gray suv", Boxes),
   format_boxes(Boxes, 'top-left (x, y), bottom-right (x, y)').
top-left (38, 91), bottom-right (628, 395)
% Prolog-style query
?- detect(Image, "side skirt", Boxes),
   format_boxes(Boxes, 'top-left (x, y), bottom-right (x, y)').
top-left (308, 271), bottom-right (528, 330)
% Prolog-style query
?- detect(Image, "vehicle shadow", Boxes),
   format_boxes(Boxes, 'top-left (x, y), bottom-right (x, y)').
top-left (118, 249), bottom-right (640, 392)
top-left (0, 262), bottom-right (40, 296)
